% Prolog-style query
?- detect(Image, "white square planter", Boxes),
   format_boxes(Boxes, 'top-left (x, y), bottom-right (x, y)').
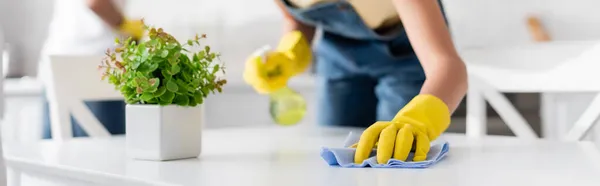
top-left (126, 104), bottom-right (203, 161)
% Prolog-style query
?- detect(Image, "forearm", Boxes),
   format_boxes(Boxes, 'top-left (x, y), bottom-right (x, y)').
top-left (87, 0), bottom-right (123, 29)
top-left (393, 0), bottom-right (467, 113)
top-left (275, 0), bottom-right (316, 42)
top-left (419, 60), bottom-right (467, 113)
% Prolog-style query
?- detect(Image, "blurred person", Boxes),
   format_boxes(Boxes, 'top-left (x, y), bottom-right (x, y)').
top-left (38, 0), bottom-right (143, 139)
top-left (244, 0), bottom-right (467, 163)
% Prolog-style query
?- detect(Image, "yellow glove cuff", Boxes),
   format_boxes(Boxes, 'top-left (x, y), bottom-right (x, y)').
top-left (119, 19), bottom-right (144, 40)
top-left (392, 94), bottom-right (451, 140)
top-left (276, 31), bottom-right (312, 75)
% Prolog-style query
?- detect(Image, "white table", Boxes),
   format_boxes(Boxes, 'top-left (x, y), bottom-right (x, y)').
top-left (5, 126), bottom-right (600, 186)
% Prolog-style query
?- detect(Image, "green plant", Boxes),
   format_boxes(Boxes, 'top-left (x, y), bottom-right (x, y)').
top-left (99, 25), bottom-right (227, 106)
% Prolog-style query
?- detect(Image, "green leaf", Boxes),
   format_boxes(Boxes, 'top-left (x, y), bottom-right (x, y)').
top-left (140, 48), bottom-right (150, 62)
top-left (125, 37), bottom-right (133, 46)
top-left (171, 64), bottom-right (180, 75)
top-left (115, 37), bottom-right (120, 44)
top-left (162, 69), bottom-right (172, 78)
top-left (127, 97), bottom-right (140, 104)
top-left (120, 86), bottom-right (133, 95)
top-left (136, 86), bottom-right (144, 94)
top-left (166, 80), bottom-right (178, 92)
top-left (208, 74), bottom-right (215, 82)
top-left (133, 77), bottom-right (141, 86)
top-left (193, 54), bottom-right (199, 62)
top-left (132, 60), bottom-right (141, 69)
top-left (187, 86), bottom-right (196, 92)
top-left (208, 53), bottom-right (216, 62)
top-left (198, 51), bottom-right (206, 60)
top-left (176, 79), bottom-right (189, 94)
top-left (187, 40), bottom-right (194, 46)
top-left (173, 95), bottom-right (190, 106)
top-left (166, 43), bottom-right (177, 49)
top-left (212, 64), bottom-right (220, 74)
top-left (188, 99), bottom-right (198, 107)
top-left (137, 63), bottom-right (150, 73)
top-left (149, 39), bottom-right (158, 46)
top-left (154, 86), bottom-right (167, 97)
top-left (138, 43), bottom-right (147, 52)
top-left (205, 46), bottom-right (211, 54)
top-left (160, 50), bottom-right (169, 58)
top-left (173, 52), bottom-right (181, 60)
top-left (144, 86), bottom-right (158, 93)
top-left (148, 63), bottom-right (159, 72)
top-left (193, 91), bottom-right (204, 103)
top-left (141, 92), bottom-right (154, 102)
top-left (149, 78), bottom-right (160, 88)
top-left (201, 86), bottom-right (209, 95)
top-left (108, 75), bottom-right (120, 85)
top-left (182, 70), bottom-right (192, 81)
top-left (146, 98), bottom-right (157, 104)
top-left (191, 79), bottom-right (201, 88)
top-left (160, 91), bottom-right (175, 103)
top-left (136, 77), bottom-right (149, 89)
top-left (158, 99), bottom-right (170, 106)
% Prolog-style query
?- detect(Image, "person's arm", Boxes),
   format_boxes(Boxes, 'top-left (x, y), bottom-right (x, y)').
top-left (274, 0), bottom-right (316, 42)
top-left (87, 0), bottom-right (124, 29)
top-left (393, 0), bottom-right (467, 113)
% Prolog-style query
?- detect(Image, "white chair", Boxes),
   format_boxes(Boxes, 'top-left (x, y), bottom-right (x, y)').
top-left (463, 41), bottom-right (600, 141)
top-left (46, 55), bottom-right (123, 140)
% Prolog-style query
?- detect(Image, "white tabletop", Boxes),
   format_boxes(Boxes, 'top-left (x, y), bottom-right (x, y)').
top-left (5, 126), bottom-right (600, 186)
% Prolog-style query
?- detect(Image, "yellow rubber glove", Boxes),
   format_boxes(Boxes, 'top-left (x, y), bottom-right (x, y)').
top-left (243, 31), bottom-right (312, 94)
top-left (354, 94), bottom-right (451, 164)
top-left (118, 19), bottom-right (145, 40)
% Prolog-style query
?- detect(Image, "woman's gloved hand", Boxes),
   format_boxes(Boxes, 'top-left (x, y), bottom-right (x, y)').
top-left (353, 94), bottom-right (451, 164)
top-left (118, 19), bottom-right (145, 41)
top-left (243, 31), bottom-right (312, 94)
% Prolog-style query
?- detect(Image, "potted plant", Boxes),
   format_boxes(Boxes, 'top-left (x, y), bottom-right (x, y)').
top-left (99, 24), bottom-right (226, 161)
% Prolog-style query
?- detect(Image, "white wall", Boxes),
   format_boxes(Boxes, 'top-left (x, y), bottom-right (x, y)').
top-left (443, 0), bottom-right (600, 48)
top-left (4, 0), bottom-right (600, 76)
top-left (1, 0), bottom-right (286, 77)
top-left (0, 0), bottom-right (54, 77)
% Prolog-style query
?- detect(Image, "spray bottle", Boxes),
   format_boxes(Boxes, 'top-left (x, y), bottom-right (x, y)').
top-left (256, 46), bottom-right (308, 126)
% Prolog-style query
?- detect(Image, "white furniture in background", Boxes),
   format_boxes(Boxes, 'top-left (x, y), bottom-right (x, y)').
top-left (0, 26), bottom-right (8, 186)
top-left (46, 55), bottom-right (122, 140)
top-left (3, 78), bottom-right (43, 143)
top-left (4, 126), bottom-right (600, 186)
top-left (463, 41), bottom-right (600, 141)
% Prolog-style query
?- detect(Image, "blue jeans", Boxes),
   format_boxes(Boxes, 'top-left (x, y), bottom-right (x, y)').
top-left (314, 33), bottom-right (425, 128)
top-left (41, 93), bottom-right (126, 139)
top-left (279, 0), bottom-right (438, 127)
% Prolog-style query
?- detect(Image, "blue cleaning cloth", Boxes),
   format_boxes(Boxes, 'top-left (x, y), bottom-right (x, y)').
top-left (320, 132), bottom-right (449, 168)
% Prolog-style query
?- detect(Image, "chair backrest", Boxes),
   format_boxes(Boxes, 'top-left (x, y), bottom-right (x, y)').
top-left (464, 42), bottom-right (600, 141)
top-left (46, 55), bottom-right (123, 140)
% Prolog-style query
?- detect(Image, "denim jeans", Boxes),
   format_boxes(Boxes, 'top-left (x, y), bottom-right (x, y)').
top-left (280, 0), bottom-right (446, 127)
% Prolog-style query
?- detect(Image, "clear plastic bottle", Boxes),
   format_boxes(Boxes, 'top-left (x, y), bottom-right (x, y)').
top-left (269, 86), bottom-right (306, 126)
